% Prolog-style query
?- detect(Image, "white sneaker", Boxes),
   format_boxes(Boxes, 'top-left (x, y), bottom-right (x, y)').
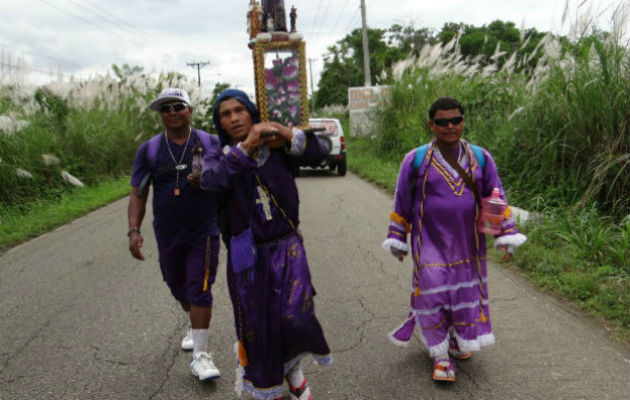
top-left (181, 326), bottom-right (193, 351)
top-left (190, 352), bottom-right (221, 381)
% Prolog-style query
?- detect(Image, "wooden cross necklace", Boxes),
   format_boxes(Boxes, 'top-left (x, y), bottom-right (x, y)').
top-left (164, 128), bottom-right (192, 196)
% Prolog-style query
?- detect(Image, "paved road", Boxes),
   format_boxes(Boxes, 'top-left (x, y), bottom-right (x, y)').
top-left (1, 171), bottom-right (628, 399)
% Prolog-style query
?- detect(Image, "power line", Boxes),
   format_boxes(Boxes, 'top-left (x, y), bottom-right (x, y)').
top-left (0, 62), bottom-right (68, 78)
top-left (82, 0), bottom-right (157, 43)
top-left (331, 0), bottom-right (352, 33)
top-left (344, 6), bottom-right (362, 33)
top-left (187, 62), bottom-right (210, 87)
top-left (0, 42), bottom-right (79, 67)
top-left (37, 0), bottom-right (148, 47)
top-left (312, 0), bottom-right (352, 57)
top-left (67, 0), bottom-right (159, 45)
top-left (311, 0), bottom-right (332, 48)
top-left (309, 0), bottom-right (326, 39)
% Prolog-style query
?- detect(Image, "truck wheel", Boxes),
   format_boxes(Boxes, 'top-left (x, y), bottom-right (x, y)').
top-left (338, 154), bottom-right (347, 176)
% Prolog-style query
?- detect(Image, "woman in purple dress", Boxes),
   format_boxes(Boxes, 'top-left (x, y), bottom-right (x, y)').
top-left (200, 89), bottom-right (331, 400)
top-left (382, 97), bottom-right (526, 382)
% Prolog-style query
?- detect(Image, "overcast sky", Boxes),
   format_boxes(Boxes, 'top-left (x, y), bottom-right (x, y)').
top-left (0, 0), bottom-right (627, 95)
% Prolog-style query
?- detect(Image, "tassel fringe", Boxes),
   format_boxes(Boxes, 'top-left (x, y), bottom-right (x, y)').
top-left (238, 340), bottom-right (249, 367)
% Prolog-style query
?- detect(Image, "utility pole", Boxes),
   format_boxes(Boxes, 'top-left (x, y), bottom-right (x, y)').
top-left (360, 0), bottom-right (371, 87)
top-left (308, 58), bottom-right (316, 113)
top-left (186, 61), bottom-right (210, 87)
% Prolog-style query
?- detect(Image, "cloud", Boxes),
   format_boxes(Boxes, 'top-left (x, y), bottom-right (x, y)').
top-left (0, 0), bottom-right (625, 93)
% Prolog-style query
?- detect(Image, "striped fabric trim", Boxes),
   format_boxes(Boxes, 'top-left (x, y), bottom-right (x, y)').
top-left (422, 318), bottom-right (447, 330)
top-left (419, 278), bottom-right (488, 296)
top-left (240, 379), bottom-right (284, 400)
top-left (391, 221), bottom-right (406, 232)
top-left (389, 211), bottom-right (410, 233)
top-left (431, 158), bottom-right (466, 196)
top-left (452, 331), bottom-right (495, 352)
top-left (388, 229), bottom-right (406, 238)
top-left (410, 299), bottom-right (490, 316)
top-left (203, 236), bottom-right (211, 292)
top-left (287, 128), bottom-right (307, 156)
top-left (418, 256), bottom-right (487, 269)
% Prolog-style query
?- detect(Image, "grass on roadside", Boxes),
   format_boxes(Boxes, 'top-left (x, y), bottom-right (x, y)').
top-left (513, 210), bottom-right (630, 343)
top-left (0, 177), bottom-right (131, 253)
top-left (347, 136), bottom-right (400, 194)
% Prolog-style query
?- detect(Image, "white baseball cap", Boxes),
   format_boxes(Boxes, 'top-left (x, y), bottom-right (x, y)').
top-left (149, 88), bottom-right (191, 111)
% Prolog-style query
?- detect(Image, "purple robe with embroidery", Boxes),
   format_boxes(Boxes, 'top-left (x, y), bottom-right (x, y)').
top-left (383, 140), bottom-right (521, 357)
top-left (200, 131), bottom-right (332, 400)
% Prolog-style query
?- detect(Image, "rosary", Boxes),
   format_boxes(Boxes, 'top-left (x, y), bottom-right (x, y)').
top-left (164, 128), bottom-right (192, 196)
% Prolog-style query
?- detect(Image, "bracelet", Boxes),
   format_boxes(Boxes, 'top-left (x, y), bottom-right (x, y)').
top-left (127, 227), bottom-right (140, 237)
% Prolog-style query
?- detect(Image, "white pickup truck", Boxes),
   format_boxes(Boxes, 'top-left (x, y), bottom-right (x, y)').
top-left (307, 117), bottom-right (347, 176)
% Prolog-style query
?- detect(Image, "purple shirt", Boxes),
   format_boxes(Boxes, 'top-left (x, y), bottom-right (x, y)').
top-left (131, 129), bottom-right (220, 245)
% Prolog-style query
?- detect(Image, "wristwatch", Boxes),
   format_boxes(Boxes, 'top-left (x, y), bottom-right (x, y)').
top-left (127, 227), bottom-right (140, 236)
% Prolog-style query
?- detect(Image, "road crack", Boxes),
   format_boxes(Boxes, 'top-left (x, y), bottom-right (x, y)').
top-left (148, 320), bottom-right (183, 399)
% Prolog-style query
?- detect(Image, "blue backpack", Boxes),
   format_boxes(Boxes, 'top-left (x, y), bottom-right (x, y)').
top-left (412, 142), bottom-right (486, 171)
top-left (407, 142), bottom-right (486, 197)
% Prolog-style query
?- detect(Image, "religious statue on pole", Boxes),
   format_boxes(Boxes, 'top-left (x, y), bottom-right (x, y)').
top-left (247, 0), bottom-right (263, 40)
top-left (248, 0), bottom-right (309, 130)
top-left (261, 0), bottom-right (287, 32)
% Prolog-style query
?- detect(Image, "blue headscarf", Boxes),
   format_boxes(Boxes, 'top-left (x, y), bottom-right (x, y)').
top-left (213, 89), bottom-right (261, 146)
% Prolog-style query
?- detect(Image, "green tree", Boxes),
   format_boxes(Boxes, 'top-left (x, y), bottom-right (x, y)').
top-left (209, 82), bottom-right (231, 111)
top-left (197, 82), bottom-right (231, 133)
top-left (316, 20), bottom-right (549, 108)
top-left (438, 20), bottom-right (545, 71)
top-left (386, 24), bottom-right (435, 58)
top-left (112, 64), bottom-right (144, 81)
top-left (316, 27), bottom-right (412, 107)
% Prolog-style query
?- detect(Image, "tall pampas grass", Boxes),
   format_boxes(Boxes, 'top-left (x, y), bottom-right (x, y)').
top-left (0, 65), bottom-right (207, 207)
top-left (371, 2), bottom-right (629, 219)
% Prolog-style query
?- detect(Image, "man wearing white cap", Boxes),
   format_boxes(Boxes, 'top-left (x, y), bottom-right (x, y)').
top-left (127, 88), bottom-right (222, 381)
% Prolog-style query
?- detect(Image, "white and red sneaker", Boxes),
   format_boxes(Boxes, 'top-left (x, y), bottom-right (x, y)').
top-left (289, 378), bottom-right (312, 400)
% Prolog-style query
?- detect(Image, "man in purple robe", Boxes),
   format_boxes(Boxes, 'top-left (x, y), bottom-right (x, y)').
top-left (128, 88), bottom-right (222, 381)
top-left (200, 89), bottom-right (332, 400)
top-left (382, 97), bottom-right (526, 381)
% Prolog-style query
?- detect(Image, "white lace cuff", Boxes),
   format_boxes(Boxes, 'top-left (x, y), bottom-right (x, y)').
top-left (382, 238), bottom-right (409, 254)
top-left (494, 233), bottom-right (527, 253)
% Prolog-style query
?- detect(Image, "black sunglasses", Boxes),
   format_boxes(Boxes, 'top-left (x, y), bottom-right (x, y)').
top-left (433, 116), bottom-right (464, 127)
top-left (159, 103), bottom-right (188, 113)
